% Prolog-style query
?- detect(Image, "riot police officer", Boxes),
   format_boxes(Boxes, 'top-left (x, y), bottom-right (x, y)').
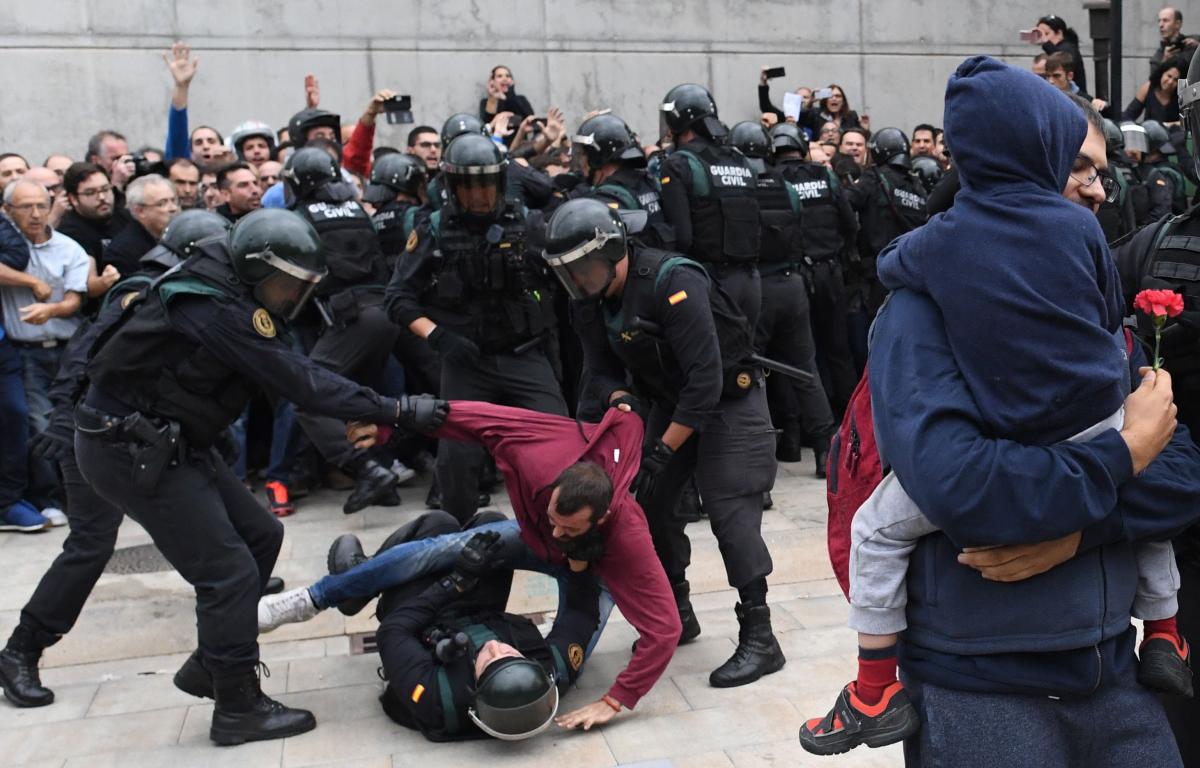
top-left (769, 122), bottom-right (859, 419)
top-left (344, 513), bottom-right (598, 742)
top-left (430, 113), bottom-right (555, 212)
top-left (1112, 44), bottom-right (1200, 764)
top-left (284, 147), bottom-right (404, 514)
top-left (386, 133), bottom-right (567, 523)
top-left (427, 113), bottom-right (488, 211)
top-left (1142, 120), bottom-right (1190, 219)
top-left (544, 198), bottom-right (784, 688)
top-left (844, 127), bottom-right (928, 372)
top-left (287, 107), bottom-right (341, 149)
top-left (909, 155), bottom-right (946, 196)
top-left (364, 152), bottom-right (428, 266)
top-left (1097, 119), bottom-right (1139, 242)
top-left (657, 83), bottom-right (763, 327)
top-left (65, 209), bottom-right (446, 744)
top-left (732, 122), bottom-right (834, 476)
top-left (0, 210), bottom-right (233, 712)
top-left (573, 113), bottom-right (673, 248)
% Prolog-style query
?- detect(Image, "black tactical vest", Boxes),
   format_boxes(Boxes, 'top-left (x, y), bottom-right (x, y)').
top-left (859, 166), bottom-right (927, 259)
top-left (425, 206), bottom-right (552, 352)
top-left (751, 169), bottom-right (804, 263)
top-left (85, 245), bottom-right (258, 448)
top-left (372, 201), bottom-right (422, 267)
top-left (777, 159), bottom-right (846, 262)
top-left (298, 199), bottom-right (389, 294)
top-left (672, 142), bottom-right (761, 263)
top-left (593, 167), bottom-right (675, 250)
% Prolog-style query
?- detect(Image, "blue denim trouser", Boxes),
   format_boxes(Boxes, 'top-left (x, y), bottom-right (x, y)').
top-left (232, 398), bottom-right (297, 483)
top-left (308, 519), bottom-right (615, 657)
top-left (901, 647), bottom-right (1183, 768)
top-left (0, 337), bottom-right (29, 508)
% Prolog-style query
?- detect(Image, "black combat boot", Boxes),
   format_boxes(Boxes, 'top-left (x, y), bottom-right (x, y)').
top-left (174, 650), bottom-right (213, 699)
top-left (709, 602), bottom-right (786, 688)
top-left (674, 581), bottom-right (702, 643)
top-left (776, 422), bottom-right (804, 463)
top-left (678, 482), bottom-right (703, 523)
top-left (762, 491), bottom-right (774, 510)
top-left (210, 668), bottom-right (316, 745)
top-left (815, 448), bottom-right (829, 479)
top-left (343, 458), bottom-right (400, 514)
top-left (327, 534), bottom-right (371, 616)
top-left (0, 626), bottom-right (54, 707)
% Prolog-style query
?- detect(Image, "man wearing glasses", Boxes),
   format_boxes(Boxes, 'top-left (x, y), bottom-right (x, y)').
top-left (56, 162), bottom-right (125, 265)
top-left (406, 126), bottom-right (442, 177)
top-left (102, 175), bottom-right (180, 277)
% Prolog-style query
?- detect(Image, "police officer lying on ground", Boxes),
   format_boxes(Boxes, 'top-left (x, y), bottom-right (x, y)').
top-left (350, 506), bottom-right (600, 741)
top-left (72, 208), bottom-right (449, 746)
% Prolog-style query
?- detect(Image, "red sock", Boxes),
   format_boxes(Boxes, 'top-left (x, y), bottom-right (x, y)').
top-left (1145, 616), bottom-right (1181, 642)
top-left (855, 646), bottom-right (898, 706)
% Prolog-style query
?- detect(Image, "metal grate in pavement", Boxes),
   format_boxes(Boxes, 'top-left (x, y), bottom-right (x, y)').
top-left (104, 543), bottom-right (173, 574)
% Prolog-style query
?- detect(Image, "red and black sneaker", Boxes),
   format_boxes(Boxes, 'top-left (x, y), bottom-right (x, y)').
top-left (264, 481), bottom-right (296, 518)
top-left (799, 681), bottom-right (920, 756)
top-left (1139, 632), bottom-right (1193, 697)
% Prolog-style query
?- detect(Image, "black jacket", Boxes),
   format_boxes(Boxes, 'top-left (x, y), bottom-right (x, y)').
top-left (57, 209), bottom-right (125, 262)
top-left (102, 219), bottom-right (158, 279)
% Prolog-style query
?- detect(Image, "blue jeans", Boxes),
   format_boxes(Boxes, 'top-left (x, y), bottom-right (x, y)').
top-left (0, 337), bottom-right (29, 508)
top-left (308, 519), bottom-right (615, 658)
top-left (232, 398), bottom-right (298, 483)
top-left (19, 345), bottom-right (61, 434)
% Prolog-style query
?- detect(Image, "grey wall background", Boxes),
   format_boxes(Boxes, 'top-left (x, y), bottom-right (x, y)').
top-left (0, 0), bottom-right (1182, 163)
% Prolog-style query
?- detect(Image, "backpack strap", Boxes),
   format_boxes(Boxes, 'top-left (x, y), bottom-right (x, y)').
top-left (825, 166), bottom-right (841, 195)
top-left (595, 183), bottom-right (640, 210)
top-left (670, 149), bottom-right (711, 197)
top-left (653, 254), bottom-right (710, 293)
top-left (402, 206), bottom-right (419, 241)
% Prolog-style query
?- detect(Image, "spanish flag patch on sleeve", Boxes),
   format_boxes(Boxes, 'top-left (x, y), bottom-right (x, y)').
top-left (668, 290), bottom-right (688, 305)
top-left (411, 683), bottom-right (425, 702)
top-left (661, 176), bottom-right (671, 185)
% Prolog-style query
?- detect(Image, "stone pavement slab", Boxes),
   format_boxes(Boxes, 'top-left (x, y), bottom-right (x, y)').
top-left (0, 454), bottom-right (908, 766)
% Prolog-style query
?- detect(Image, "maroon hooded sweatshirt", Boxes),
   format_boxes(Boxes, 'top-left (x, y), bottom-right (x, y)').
top-left (434, 401), bottom-right (682, 708)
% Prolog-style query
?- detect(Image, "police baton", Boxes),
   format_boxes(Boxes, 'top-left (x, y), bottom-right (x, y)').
top-left (631, 318), bottom-right (814, 384)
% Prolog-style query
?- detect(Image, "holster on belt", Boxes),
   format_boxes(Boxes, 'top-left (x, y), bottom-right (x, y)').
top-left (123, 413), bottom-right (181, 494)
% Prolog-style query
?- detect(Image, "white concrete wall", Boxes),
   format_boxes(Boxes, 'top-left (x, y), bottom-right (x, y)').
top-left (0, 0), bottom-right (1178, 163)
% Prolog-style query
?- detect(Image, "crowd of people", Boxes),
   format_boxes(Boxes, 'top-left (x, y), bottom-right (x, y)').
top-left (0, 5), bottom-right (1199, 765)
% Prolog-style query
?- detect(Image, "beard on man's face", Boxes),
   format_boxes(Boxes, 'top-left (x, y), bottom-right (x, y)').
top-left (553, 525), bottom-right (605, 563)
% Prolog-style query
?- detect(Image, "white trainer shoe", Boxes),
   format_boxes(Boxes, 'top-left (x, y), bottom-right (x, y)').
top-left (258, 587), bottom-right (318, 633)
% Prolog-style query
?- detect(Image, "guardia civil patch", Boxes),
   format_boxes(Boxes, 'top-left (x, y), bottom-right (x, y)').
top-left (568, 643), bottom-right (584, 671)
top-left (120, 292), bottom-right (138, 309)
top-left (252, 308), bottom-right (277, 338)
top-left (406, 230), bottom-right (419, 252)
top-left (736, 371), bottom-right (752, 390)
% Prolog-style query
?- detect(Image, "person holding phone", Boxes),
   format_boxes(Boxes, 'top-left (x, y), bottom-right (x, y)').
top-left (479, 66), bottom-right (534, 143)
top-left (1032, 14), bottom-right (1087, 94)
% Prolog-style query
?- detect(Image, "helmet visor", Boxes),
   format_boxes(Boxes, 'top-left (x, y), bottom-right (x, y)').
top-left (468, 679), bottom-right (559, 741)
top-left (1121, 124), bottom-right (1149, 155)
top-left (543, 229), bottom-right (623, 300)
top-left (244, 248), bottom-right (327, 321)
top-left (445, 166), bottom-right (504, 218)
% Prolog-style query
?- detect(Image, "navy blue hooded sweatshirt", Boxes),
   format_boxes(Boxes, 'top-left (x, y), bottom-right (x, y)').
top-left (869, 57), bottom-right (1200, 696)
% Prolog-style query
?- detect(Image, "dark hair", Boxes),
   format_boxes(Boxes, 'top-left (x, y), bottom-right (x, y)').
top-left (273, 140), bottom-right (293, 161)
top-left (490, 65), bottom-right (513, 79)
top-left (552, 462), bottom-right (613, 521)
top-left (165, 157), bottom-right (199, 174)
top-left (215, 161), bottom-right (253, 189)
top-left (1045, 51), bottom-right (1075, 75)
top-left (912, 123), bottom-right (937, 139)
top-left (63, 161), bottom-right (109, 196)
top-left (841, 126), bottom-right (869, 141)
top-left (1151, 56), bottom-right (1189, 93)
top-left (190, 125), bottom-right (224, 144)
top-left (407, 126), bottom-right (438, 147)
top-left (821, 84), bottom-right (852, 117)
top-left (1038, 14), bottom-right (1080, 46)
top-left (1033, 52), bottom-right (1049, 65)
top-left (1066, 92), bottom-right (1104, 133)
top-left (0, 152), bottom-right (28, 167)
top-left (85, 130), bottom-right (126, 163)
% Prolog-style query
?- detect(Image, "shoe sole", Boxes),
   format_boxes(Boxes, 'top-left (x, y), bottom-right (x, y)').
top-left (709, 654), bottom-right (786, 689)
top-left (0, 523), bottom-right (48, 533)
top-left (211, 717), bottom-right (317, 746)
top-left (0, 667), bottom-right (54, 708)
top-left (798, 707), bottom-right (921, 755)
top-left (392, 467), bottom-right (417, 485)
top-left (1138, 657), bottom-right (1195, 697)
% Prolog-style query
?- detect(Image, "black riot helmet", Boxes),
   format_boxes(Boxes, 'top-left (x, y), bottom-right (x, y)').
top-left (160, 209), bottom-right (230, 259)
top-left (660, 83), bottom-right (725, 141)
top-left (1101, 119), bottom-right (1125, 155)
top-left (731, 121), bottom-right (772, 159)
top-left (1181, 45), bottom-right (1200, 177)
top-left (440, 133), bottom-right (508, 225)
top-left (542, 198), bottom-right (633, 301)
top-left (441, 113), bottom-right (487, 148)
top-left (869, 127), bottom-right (912, 170)
top-left (910, 156), bottom-right (945, 194)
top-left (227, 209), bottom-right (328, 321)
top-left (287, 108), bottom-right (341, 149)
top-left (364, 153), bottom-right (426, 205)
top-left (770, 123), bottom-right (809, 157)
top-left (572, 113), bottom-right (644, 170)
top-left (468, 655), bottom-right (558, 741)
top-left (282, 147), bottom-right (340, 202)
top-left (1142, 120), bottom-right (1177, 156)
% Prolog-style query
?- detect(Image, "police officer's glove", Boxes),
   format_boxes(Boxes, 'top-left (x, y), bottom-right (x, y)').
top-left (447, 530), bottom-right (506, 593)
top-left (610, 393), bottom-right (649, 424)
top-left (29, 409), bottom-right (75, 463)
top-left (394, 394), bottom-right (450, 434)
top-left (632, 439), bottom-right (675, 506)
top-left (427, 326), bottom-right (480, 365)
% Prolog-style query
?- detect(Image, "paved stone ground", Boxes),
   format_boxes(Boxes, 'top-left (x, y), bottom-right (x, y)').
top-left (0, 455), bottom-right (902, 767)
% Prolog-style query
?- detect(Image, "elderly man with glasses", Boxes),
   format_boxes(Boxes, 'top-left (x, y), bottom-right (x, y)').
top-left (102, 174), bottom-right (180, 278)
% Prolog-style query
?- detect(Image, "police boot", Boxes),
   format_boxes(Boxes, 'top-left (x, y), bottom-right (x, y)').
top-left (174, 650), bottom-right (213, 699)
top-left (343, 458), bottom-right (400, 515)
top-left (210, 668), bottom-right (316, 745)
top-left (0, 626), bottom-right (54, 707)
top-left (678, 483), bottom-right (703, 523)
top-left (776, 423), bottom-right (804, 463)
top-left (426, 477), bottom-right (490, 510)
top-left (709, 603), bottom-right (786, 688)
top-left (675, 581), bottom-right (702, 644)
top-left (814, 447), bottom-right (829, 480)
top-left (327, 534), bottom-right (371, 616)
